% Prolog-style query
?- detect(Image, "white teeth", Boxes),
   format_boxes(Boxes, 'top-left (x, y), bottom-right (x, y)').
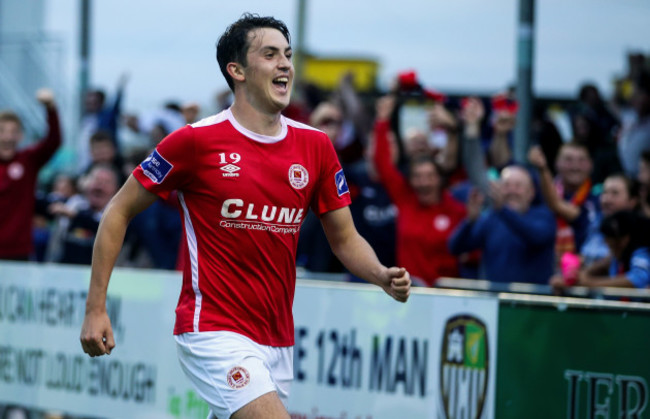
top-left (274, 77), bottom-right (289, 83)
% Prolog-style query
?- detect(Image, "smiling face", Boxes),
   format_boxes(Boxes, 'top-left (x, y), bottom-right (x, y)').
top-left (85, 167), bottom-right (119, 211)
top-left (501, 166), bottom-right (535, 213)
top-left (409, 159), bottom-right (442, 206)
top-left (0, 118), bottom-right (23, 161)
top-left (555, 144), bottom-right (592, 189)
top-left (90, 139), bottom-right (116, 165)
top-left (600, 176), bottom-right (636, 216)
top-left (310, 102), bottom-right (342, 143)
top-left (236, 27), bottom-right (293, 114)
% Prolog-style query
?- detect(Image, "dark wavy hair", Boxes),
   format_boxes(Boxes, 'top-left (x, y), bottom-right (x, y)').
top-left (600, 210), bottom-right (650, 269)
top-left (216, 13), bottom-right (291, 92)
top-left (605, 173), bottom-right (640, 204)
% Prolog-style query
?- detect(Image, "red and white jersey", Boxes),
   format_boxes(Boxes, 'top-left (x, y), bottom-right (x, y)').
top-left (133, 109), bottom-right (351, 346)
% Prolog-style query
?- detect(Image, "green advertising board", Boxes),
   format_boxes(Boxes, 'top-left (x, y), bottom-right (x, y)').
top-left (496, 300), bottom-right (650, 419)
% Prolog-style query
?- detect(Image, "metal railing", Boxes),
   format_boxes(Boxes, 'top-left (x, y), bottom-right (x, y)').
top-left (436, 277), bottom-right (650, 302)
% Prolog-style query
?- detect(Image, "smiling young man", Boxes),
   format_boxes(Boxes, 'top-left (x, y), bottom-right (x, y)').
top-left (80, 14), bottom-right (411, 419)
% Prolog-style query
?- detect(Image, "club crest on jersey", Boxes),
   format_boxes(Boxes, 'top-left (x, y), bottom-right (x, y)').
top-left (227, 366), bottom-right (250, 389)
top-left (141, 150), bottom-right (173, 184)
top-left (335, 169), bottom-right (349, 197)
top-left (288, 164), bottom-right (309, 189)
top-left (434, 214), bottom-right (451, 231)
top-left (7, 162), bottom-right (24, 180)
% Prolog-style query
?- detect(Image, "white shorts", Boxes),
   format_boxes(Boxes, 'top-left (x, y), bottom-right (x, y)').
top-left (174, 331), bottom-right (293, 419)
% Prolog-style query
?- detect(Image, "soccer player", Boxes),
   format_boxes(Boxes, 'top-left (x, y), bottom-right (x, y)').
top-left (80, 13), bottom-right (411, 419)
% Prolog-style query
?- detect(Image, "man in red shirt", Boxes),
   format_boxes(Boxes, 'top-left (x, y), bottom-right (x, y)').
top-left (80, 14), bottom-right (411, 419)
top-left (0, 89), bottom-right (61, 260)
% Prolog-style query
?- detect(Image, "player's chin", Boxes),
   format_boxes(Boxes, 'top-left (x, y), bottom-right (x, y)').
top-left (266, 96), bottom-right (289, 113)
top-left (274, 95), bottom-right (291, 110)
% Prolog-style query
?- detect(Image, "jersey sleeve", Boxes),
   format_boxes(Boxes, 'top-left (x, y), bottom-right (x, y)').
top-left (310, 135), bottom-right (352, 216)
top-left (132, 125), bottom-right (195, 200)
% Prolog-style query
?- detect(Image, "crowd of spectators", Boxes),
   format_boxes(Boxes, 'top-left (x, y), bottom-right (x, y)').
top-left (2, 53), bottom-right (650, 296)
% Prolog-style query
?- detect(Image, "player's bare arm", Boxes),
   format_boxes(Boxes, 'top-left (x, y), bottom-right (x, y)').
top-left (320, 206), bottom-right (411, 302)
top-left (80, 175), bottom-right (158, 357)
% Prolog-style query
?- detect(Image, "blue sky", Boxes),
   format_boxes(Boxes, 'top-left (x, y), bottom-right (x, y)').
top-left (44, 0), bottom-right (650, 113)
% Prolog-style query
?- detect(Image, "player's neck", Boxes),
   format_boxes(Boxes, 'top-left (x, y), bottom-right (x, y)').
top-left (230, 97), bottom-right (283, 137)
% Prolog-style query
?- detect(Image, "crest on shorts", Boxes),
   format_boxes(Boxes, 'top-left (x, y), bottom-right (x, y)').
top-left (288, 164), bottom-right (309, 189)
top-left (227, 366), bottom-right (251, 389)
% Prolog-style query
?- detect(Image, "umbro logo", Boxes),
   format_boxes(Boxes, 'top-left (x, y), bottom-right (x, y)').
top-left (221, 164), bottom-right (240, 173)
top-left (221, 164), bottom-right (240, 178)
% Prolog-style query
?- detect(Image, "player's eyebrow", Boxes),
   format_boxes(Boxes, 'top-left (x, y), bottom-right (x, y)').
top-left (260, 46), bottom-right (292, 54)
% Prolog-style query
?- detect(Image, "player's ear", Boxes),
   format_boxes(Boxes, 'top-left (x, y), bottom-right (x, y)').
top-left (227, 62), bottom-right (245, 83)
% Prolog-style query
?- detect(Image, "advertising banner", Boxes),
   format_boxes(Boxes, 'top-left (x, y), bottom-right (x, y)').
top-left (496, 302), bottom-right (650, 419)
top-left (0, 262), bottom-right (197, 419)
top-left (289, 283), bottom-right (499, 419)
top-left (0, 263), bottom-right (499, 418)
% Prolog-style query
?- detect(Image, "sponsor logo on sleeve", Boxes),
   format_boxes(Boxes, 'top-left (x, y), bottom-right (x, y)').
top-left (140, 150), bottom-right (173, 184)
top-left (335, 169), bottom-right (349, 197)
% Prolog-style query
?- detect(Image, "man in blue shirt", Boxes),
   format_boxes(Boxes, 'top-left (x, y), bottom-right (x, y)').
top-left (448, 165), bottom-right (556, 284)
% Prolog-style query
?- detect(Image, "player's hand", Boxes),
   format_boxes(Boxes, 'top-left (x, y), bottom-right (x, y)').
top-left (36, 88), bottom-right (56, 109)
top-left (382, 267), bottom-right (411, 303)
top-left (80, 309), bottom-right (115, 357)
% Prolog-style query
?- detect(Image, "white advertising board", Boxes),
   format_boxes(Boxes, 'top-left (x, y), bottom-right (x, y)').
top-left (289, 282), bottom-right (498, 419)
top-left (0, 263), bottom-right (498, 418)
top-left (0, 262), bottom-right (189, 418)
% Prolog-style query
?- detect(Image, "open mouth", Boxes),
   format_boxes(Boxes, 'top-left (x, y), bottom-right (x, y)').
top-left (272, 76), bottom-right (289, 90)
